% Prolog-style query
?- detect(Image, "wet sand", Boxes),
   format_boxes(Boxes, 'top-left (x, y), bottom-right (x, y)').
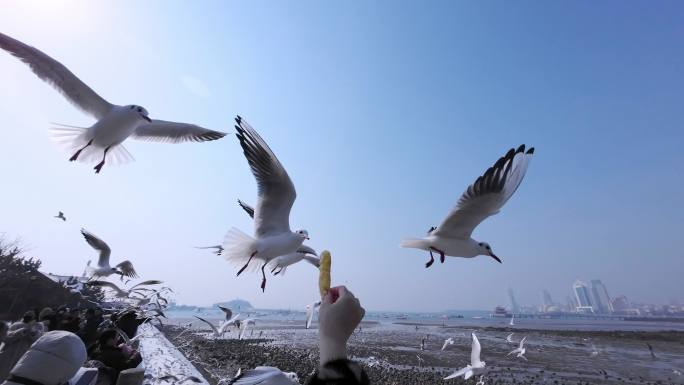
top-left (161, 320), bottom-right (684, 384)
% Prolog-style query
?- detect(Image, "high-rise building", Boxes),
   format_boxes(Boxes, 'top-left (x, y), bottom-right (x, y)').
top-left (508, 288), bottom-right (520, 313)
top-left (542, 290), bottom-right (554, 307)
top-left (611, 295), bottom-right (630, 312)
top-left (590, 279), bottom-right (613, 314)
top-left (573, 279), bottom-right (593, 311)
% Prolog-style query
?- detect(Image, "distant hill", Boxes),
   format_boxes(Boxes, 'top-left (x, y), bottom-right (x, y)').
top-left (212, 299), bottom-right (253, 310)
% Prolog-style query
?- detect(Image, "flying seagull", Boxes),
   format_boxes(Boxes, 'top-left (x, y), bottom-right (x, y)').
top-left (401, 145), bottom-right (534, 267)
top-left (442, 337), bottom-right (455, 351)
top-left (228, 366), bottom-right (299, 385)
top-left (506, 333), bottom-right (515, 343)
top-left (54, 211), bottom-right (66, 221)
top-left (86, 280), bottom-right (162, 299)
top-left (0, 32), bottom-right (226, 173)
top-left (195, 245), bottom-right (224, 256)
top-left (223, 117), bottom-right (309, 291)
top-left (194, 315), bottom-right (232, 338)
top-left (238, 318), bottom-right (256, 340)
top-left (507, 336), bottom-right (527, 360)
top-left (510, 314), bottom-right (515, 326)
top-left (237, 199), bottom-right (318, 275)
top-left (80, 229), bottom-right (138, 279)
top-left (444, 333), bottom-right (487, 380)
top-left (305, 301), bottom-right (321, 329)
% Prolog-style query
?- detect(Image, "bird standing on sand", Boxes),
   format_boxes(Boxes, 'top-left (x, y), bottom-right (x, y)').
top-left (0, 32), bottom-right (226, 173)
top-left (80, 229), bottom-right (137, 279)
top-left (223, 117), bottom-right (309, 292)
top-left (401, 145), bottom-right (534, 267)
top-left (444, 333), bottom-right (487, 380)
top-left (54, 211), bottom-right (66, 221)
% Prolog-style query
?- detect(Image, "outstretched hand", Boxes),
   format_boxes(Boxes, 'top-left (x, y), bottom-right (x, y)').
top-left (318, 286), bottom-right (365, 365)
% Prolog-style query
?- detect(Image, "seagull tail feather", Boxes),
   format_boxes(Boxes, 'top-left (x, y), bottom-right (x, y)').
top-left (399, 238), bottom-right (429, 250)
top-left (48, 124), bottom-right (98, 164)
top-left (222, 228), bottom-right (258, 271)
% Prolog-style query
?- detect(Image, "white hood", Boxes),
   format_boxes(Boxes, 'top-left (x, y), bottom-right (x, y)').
top-left (9, 331), bottom-right (86, 385)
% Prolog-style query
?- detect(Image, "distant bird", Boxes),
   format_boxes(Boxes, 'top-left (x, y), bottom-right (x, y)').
top-left (195, 245), bottom-right (224, 256)
top-left (442, 337), bottom-right (455, 351)
top-left (305, 301), bottom-right (321, 329)
top-left (80, 229), bottom-right (137, 279)
top-left (507, 336), bottom-right (527, 360)
top-left (239, 318), bottom-right (256, 340)
top-left (54, 211), bottom-right (66, 221)
top-left (86, 279), bottom-right (162, 299)
top-left (0, 32), bottom-right (226, 173)
top-left (401, 145), bottom-right (534, 267)
top-left (506, 333), bottom-right (515, 343)
top-left (590, 343), bottom-right (599, 357)
top-left (646, 342), bottom-right (656, 359)
top-left (229, 366), bottom-right (298, 385)
top-left (510, 314), bottom-right (515, 326)
top-left (194, 315), bottom-right (232, 338)
top-left (416, 355), bottom-right (425, 368)
top-left (237, 199), bottom-right (318, 275)
top-left (444, 333), bottom-right (486, 380)
top-left (420, 337), bottom-right (426, 351)
top-left (223, 117), bottom-right (309, 291)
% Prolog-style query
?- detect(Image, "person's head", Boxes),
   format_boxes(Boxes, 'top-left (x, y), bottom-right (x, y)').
top-left (21, 310), bottom-right (36, 323)
top-left (9, 331), bottom-right (87, 385)
top-left (39, 307), bottom-right (54, 321)
top-left (98, 329), bottom-right (119, 347)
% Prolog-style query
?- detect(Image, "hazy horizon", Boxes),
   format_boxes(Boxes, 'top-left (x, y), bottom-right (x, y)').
top-left (1, 1), bottom-right (682, 312)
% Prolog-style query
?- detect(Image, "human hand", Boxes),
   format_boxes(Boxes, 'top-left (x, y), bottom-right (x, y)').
top-left (318, 286), bottom-right (365, 365)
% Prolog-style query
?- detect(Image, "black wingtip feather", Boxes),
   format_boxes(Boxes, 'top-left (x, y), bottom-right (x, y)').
top-left (516, 144), bottom-right (526, 153)
top-left (526, 147), bottom-right (535, 154)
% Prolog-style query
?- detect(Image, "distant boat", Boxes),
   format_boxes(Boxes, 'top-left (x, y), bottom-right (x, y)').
top-left (472, 316), bottom-right (484, 319)
top-left (491, 306), bottom-right (509, 318)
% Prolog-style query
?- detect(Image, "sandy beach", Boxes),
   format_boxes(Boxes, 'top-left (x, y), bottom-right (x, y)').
top-left (161, 319), bottom-right (684, 384)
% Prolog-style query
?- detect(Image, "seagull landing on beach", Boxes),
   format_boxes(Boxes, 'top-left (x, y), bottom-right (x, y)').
top-left (80, 229), bottom-right (138, 279)
top-left (442, 337), bottom-right (455, 351)
top-left (401, 145), bottom-right (534, 268)
top-left (54, 211), bottom-right (66, 221)
top-left (195, 245), bottom-right (224, 256)
top-left (237, 199), bottom-right (318, 276)
top-left (229, 367), bottom-right (299, 385)
top-left (444, 333), bottom-right (486, 381)
top-left (0, 32), bottom-right (226, 173)
top-left (507, 336), bottom-right (527, 360)
top-left (223, 117), bottom-right (309, 292)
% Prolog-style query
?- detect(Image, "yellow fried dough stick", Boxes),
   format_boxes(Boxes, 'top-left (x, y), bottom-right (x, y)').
top-left (319, 250), bottom-right (331, 298)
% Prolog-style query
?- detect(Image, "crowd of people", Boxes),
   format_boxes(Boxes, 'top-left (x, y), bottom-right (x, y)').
top-left (0, 285), bottom-right (370, 385)
top-left (0, 306), bottom-right (144, 384)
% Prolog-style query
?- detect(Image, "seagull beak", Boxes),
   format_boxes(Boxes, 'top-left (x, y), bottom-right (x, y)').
top-left (305, 236), bottom-right (310, 240)
top-left (143, 116), bottom-right (152, 122)
top-left (489, 252), bottom-right (502, 263)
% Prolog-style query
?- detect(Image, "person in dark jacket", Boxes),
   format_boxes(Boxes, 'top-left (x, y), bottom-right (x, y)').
top-left (306, 286), bottom-right (369, 385)
top-left (94, 329), bottom-right (142, 382)
top-left (115, 310), bottom-right (143, 340)
top-left (78, 308), bottom-right (103, 349)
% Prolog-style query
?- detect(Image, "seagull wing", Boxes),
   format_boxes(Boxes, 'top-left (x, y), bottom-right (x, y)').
top-left (129, 280), bottom-right (163, 290)
top-left (231, 367), bottom-right (297, 385)
top-left (506, 333), bottom-right (514, 343)
top-left (306, 301), bottom-right (321, 329)
top-left (115, 261), bottom-right (138, 278)
top-left (434, 145), bottom-right (534, 239)
top-left (218, 305), bottom-right (233, 320)
top-left (238, 199), bottom-right (255, 219)
top-left (80, 229), bottom-right (111, 267)
top-left (86, 280), bottom-right (126, 296)
top-left (442, 339), bottom-right (449, 351)
top-left (235, 116), bottom-right (296, 237)
top-left (471, 333), bottom-right (483, 367)
top-left (297, 245), bottom-right (317, 256)
top-left (194, 315), bottom-right (219, 336)
top-left (519, 336), bottom-right (527, 349)
top-left (132, 120), bottom-right (226, 143)
top-left (302, 255), bottom-right (320, 268)
top-left (239, 319), bottom-right (255, 340)
top-left (0, 32), bottom-right (113, 119)
top-left (444, 366), bottom-right (470, 380)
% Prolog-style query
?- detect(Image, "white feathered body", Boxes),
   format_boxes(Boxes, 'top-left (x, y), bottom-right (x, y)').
top-left (400, 236), bottom-right (481, 258)
top-left (223, 228), bottom-right (304, 272)
top-left (88, 106), bottom-right (141, 147)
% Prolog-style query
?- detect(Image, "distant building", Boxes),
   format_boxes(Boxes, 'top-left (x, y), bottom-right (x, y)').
top-left (573, 280), bottom-right (593, 311)
top-left (541, 290), bottom-right (554, 309)
top-left (508, 288), bottom-right (520, 313)
top-left (590, 279), bottom-right (613, 314)
top-left (611, 295), bottom-right (630, 312)
top-left (565, 295), bottom-right (577, 312)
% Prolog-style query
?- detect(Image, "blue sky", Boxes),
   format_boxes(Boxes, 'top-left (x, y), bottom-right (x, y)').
top-left (0, 1), bottom-right (682, 311)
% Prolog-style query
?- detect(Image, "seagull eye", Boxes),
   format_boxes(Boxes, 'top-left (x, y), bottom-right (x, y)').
top-left (137, 107), bottom-right (142, 112)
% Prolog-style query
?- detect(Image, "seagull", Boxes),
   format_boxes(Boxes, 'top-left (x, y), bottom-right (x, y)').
top-left (86, 280), bottom-right (162, 299)
top-left (507, 336), bottom-right (527, 360)
top-left (228, 366), bottom-right (299, 385)
top-left (239, 318), bottom-right (256, 340)
top-left (416, 355), bottom-right (425, 368)
top-left (195, 245), bottom-right (224, 256)
top-left (305, 301), bottom-right (321, 329)
top-left (510, 314), bottom-right (515, 326)
top-left (420, 337), bottom-right (427, 351)
top-left (80, 229), bottom-right (138, 279)
top-left (401, 145), bottom-right (534, 268)
top-left (0, 32), bottom-right (226, 173)
top-left (237, 199), bottom-right (318, 275)
top-left (54, 211), bottom-right (66, 221)
top-left (442, 337), bottom-right (455, 350)
top-left (590, 343), bottom-right (599, 357)
top-left (194, 315), bottom-right (232, 338)
top-left (217, 306), bottom-right (241, 327)
top-left (506, 333), bottom-right (515, 343)
top-left (223, 117), bottom-right (309, 292)
top-left (646, 342), bottom-right (656, 359)
top-left (475, 375), bottom-right (485, 385)
top-left (444, 333), bottom-right (486, 380)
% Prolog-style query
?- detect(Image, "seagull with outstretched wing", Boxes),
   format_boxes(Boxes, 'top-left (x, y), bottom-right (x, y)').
top-left (80, 229), bottom-right (138, 279)
top-left (0, 32), bottom-right (225, 173)
top-left (444, 333), bottom-right (487, 380)
top-left (401, 145), bottom-right (534, 267)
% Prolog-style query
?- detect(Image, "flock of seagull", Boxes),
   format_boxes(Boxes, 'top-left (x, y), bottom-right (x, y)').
top-left (1, 30), bottom-right (540, 384)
